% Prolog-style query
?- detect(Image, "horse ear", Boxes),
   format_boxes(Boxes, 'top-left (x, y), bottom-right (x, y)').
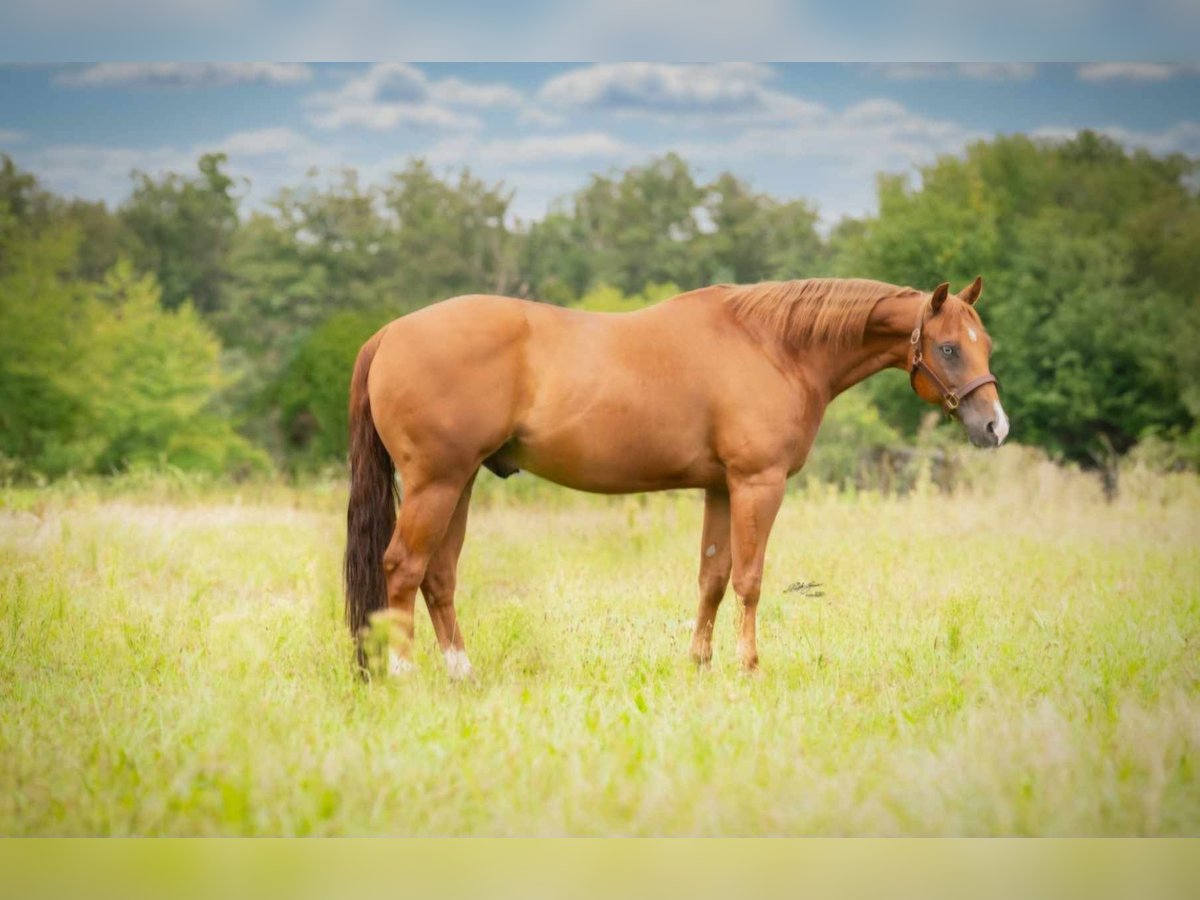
top-left (958, 276), bottom-right (983, 306)
top-left (930, 282), bottom-right (950, 313)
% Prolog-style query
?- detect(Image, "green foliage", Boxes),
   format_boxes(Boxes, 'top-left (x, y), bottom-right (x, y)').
top-left (702, 172), bottom-right (826, 283)
top-left (572, 281), bottom-right (681, 313)
top-left (120, 153), bottom-right (239, 313)
top-left (84, 262), bottom-right (269, 475)
top-left (570, 153), bottom-right (705, 293)
top-left (835, 132), bottom-right (1199, 468)
top-left (802, 385), bottom-right (902, 487)
top-left (521, 210), bottom-right (593, 302)
top-left (0, 218), bottom-right (96, 474)
top-left (0, 216), bottom-right (266, 479)
top-left (1, 155), bottom-right (122, 282)
top-left (274, 312), bottom-right (388, 467)
top-left (1127, 424), bottom-right (1200, 473)
top-left (3, 132), bottom-right (1197, 479)
top-left (383, 160), bottom-right (521, 302)
top-left (0, 155), bottom-right (51, 246)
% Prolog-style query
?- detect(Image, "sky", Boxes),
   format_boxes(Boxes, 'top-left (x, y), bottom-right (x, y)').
top-left (4, 0), bottom-right (1200, 59)
top-left (1, 62), bottom-right (1198, 229)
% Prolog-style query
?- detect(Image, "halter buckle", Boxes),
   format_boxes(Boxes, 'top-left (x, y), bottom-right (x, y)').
top-left (944, 392), bottom-right (960, 412)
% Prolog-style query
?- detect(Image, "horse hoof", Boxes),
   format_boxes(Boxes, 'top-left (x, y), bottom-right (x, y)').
top-left (444, 648), bottom-right (474, 682)
top-left (388, 649), bottom-right (415, 676)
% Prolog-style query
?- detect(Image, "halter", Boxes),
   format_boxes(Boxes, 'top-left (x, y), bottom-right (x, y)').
top-left (908, 302), bottom-right (997, 413)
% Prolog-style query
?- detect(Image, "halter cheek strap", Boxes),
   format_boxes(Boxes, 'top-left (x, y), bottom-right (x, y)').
top-left (908, 306), bottom-right (998, 413)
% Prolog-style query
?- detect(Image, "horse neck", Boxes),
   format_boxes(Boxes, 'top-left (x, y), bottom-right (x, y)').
top-left (819, 291), bottom-right (926, 397)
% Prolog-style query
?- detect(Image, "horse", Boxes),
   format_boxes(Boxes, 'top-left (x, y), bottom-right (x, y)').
top-left (343, 277), bottom-right (1007, 679)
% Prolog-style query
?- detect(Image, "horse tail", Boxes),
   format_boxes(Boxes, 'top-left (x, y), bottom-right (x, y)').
top-left (344, 327), bottom-right (397, 666)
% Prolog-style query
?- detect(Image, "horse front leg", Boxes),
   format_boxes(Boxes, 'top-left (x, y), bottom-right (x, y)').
top-left (727, 470), bottom-right (786, 671)
top-left (690, 489), bottom-right (731, 667)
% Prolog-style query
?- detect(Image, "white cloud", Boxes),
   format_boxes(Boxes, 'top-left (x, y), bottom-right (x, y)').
top-left (872, 63), bottom-right (1038, 81)
top-left (18, 126), bottom-right (338, 209)
top-left (1033, 121), bottom-right (1200, 157)
top-left (0, 129), bottom-right (29, 145)
top-left (304, 63), bottom-right (521, 132)
top-left (1107, 121), bottom-right (1200, 156)
top-left (518, 107), bottom-right (567, 128)
top-left (1076, 62), bottom-right (1200, 83)
top-left (689, 98), bottom-right (981, 166)
top-left (428, 132), bottom-right (634, 167)
top-left (673, 97), bottom-right (986, 223)
top-left (309, 102), bottom-right (480, 132)
top-left (430, 77), bottom-right (522, 108)
top-left (538, 63), bottom-right (822, 122)
top-left (957, 63), bottom-right (1039, 81)
top-left (56, 62), bottom-right (313, 88)
top-left (30, 144), bottom-right (195, 201)
top-left (209, 127), bottom-right (318, 158)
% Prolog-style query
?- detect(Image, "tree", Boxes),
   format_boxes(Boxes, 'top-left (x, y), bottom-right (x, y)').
top-left (0, 214), bottom-right (266, 479)
top-left (120, 153), bottom-right (239, 313)
top-left (0, 155), bottom-right (123, 282)
top-left (572, 281), bottom-right (681, 313)
top-left (273, 312), bottom-right (385, 467)
top-left (0, 216), bottom-right (97, 475)
top-left (702, 172), bottom-right (824, 283)
top-left (519, 209), bottom-right (593, 303)
top-left (382, 160), bottom-right (520, 302)
top-left (569, 154), bottom-right (704, 293)
top-left (834, 132), bottom-right (1199, 472)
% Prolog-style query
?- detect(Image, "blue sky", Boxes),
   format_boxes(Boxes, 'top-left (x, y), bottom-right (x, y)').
top-left (1, 62), bottom-right (1198, 228)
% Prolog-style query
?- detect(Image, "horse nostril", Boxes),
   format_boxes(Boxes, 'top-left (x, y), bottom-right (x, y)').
top-left (986, 420), bottom-right (996, 434)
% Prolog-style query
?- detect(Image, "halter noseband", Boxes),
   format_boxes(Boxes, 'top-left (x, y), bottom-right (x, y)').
top-left (908, 303), bottom-right (997, 413)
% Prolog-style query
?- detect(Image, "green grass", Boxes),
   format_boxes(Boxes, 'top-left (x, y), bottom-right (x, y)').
top-left (2, 449), bottom-right (1198, 835)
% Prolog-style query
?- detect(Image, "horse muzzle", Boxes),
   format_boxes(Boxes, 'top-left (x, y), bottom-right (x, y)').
top-left (961, 397), bottom-right (1009, 448)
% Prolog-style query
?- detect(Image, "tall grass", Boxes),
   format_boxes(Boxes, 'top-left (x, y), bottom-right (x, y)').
top-left (1, 446), bottom-right (1197, 835)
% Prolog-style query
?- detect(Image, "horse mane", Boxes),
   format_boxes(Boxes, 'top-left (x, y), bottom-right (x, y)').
top-left (721, 277), bottom-right (918, 348)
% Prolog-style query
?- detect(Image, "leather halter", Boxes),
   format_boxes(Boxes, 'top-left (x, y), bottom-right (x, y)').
top-left (908, 303), bottom-right (998, 413)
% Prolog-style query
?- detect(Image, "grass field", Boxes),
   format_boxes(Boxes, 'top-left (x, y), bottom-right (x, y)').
top-left (2, 448), bottom-right (1198, 835)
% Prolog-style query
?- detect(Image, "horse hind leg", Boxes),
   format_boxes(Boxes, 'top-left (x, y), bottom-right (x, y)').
top-left (690, 489), bottom-right (732, 667)
top-left (421, 473), bottom-right (477, 681)
top-left (378, 476), bottom-right (469, 677)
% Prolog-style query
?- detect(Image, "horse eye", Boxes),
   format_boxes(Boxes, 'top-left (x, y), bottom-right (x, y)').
top-left (941, 345), bottom-right (955, 357)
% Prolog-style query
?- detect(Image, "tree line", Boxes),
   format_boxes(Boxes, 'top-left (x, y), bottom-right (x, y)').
top-left (1, 131), bottom-right (1197, 485)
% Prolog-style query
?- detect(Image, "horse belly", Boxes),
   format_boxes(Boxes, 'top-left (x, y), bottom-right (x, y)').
top-left (510, 404), bottom-right (721, 493)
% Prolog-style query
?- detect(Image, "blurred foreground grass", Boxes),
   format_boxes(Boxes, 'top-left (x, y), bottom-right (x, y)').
top-left (1, 448), bottom-right (1198, 835)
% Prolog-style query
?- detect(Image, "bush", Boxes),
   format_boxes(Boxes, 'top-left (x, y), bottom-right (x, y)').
top-left (274, 311), bottom-right (389, 469)
top-left (572, 281), bottom-right (680, 313)
top-left (802, 386), bottom-right (902, 490)
top-left (0, 238), bottom-right (265, 479)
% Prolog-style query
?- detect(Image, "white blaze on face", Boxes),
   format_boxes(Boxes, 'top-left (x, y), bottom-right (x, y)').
top-left (967, 326), bottom-right (979, 343)
top-left (992, 400), bottom-right (1010, 445)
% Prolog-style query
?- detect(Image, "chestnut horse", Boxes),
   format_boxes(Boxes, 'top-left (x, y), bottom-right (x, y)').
top-left (344, 277), bottom-right (1007, 678)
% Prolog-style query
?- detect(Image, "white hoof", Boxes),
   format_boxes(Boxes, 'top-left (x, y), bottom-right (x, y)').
top-left (388, 649), bottom-right (415, 676)
top-left (444, 648), bottom-right (474, 681)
